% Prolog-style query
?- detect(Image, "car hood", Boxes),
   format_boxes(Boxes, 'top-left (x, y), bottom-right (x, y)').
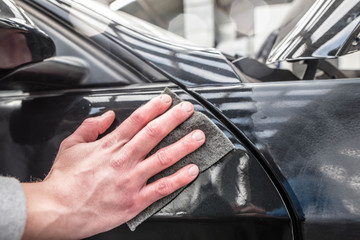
top-left (267, 0), bottom-right (360, 63)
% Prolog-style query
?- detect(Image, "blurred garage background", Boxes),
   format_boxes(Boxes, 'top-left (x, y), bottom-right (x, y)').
top-left (93, 0), bottom-right (360, 72)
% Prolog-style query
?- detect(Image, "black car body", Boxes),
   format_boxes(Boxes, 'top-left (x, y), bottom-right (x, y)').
top-left (1, 0), bottom-right (360, 239)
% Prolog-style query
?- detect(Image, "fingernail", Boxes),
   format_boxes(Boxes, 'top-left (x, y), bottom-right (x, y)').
top-left (188, 165), bottom-right (199, 177)
top-left (181, 102), bottom-right (193, 113)
top-left (192, 130), bottom-right (204, 141)
top-left (160, 94), bottom-right (171, 103)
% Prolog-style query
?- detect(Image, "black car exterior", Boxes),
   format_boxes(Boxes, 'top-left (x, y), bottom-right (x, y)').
top-left (0, 0), bottom-right (360, 239)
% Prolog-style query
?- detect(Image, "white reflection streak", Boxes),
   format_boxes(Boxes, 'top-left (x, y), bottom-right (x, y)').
top-left (199, 91), bottom-right (252, 99)
top-left (83, 96), bottom-right (112, 104)
top-left (178, 63), bottom-right (237, 83)
top-left (120, 34), bottom-right (172, 55)
top-left (256, 116), bottom-right (291, 124)
top-left (311, 0), bottom-right (358, 43)
top-left (304, 0), bottom-right (334, 31)
top-left (320, 164), bottom-right (360, 198)
top-left (348, 175), bottom-right (360, 192)
top-left (110, 0), bottom-right (136, 10)
top-left (313, 17), bottom-right (360, 56)
top-left (285, 89), bottom-right (331, 96)
top-left (0, 100), bottom-right (22, 108)
top-left (176, 53), bottom-right (230, 70)
top-left (320, 164), bottom-right (346, 183)
top-left (115, 95), bottom-right (152, 102)
top-left (89, 107), bottom-right (104, 115)
top-left (268, 0), bottom-right (330, 61)
top-left (235, 154), bottom-right (249, 206)
top-left (219, 102), bottom-right (255, 111)
top-left (230, 116), bottom-right (291, 129)
top-left (254, 91), bottom-right (284, 97)
top-left (255, 129), bottom-right (278, 138)
top-left (292, 43), bottom-right (307, 57)
top-left (279, 36), bottom-right (303, 60)
top-left (230, 117), bottom-right (253, 125)
top-left (117, 25), bottom-right (198, 51)
top-left (342, 199), bottom-right (360, 215)
top-left (68, 4), bottom-right (111, 37)
top-left (140, 52), bottom-right (173, 66)
top-left (272, 100), bottom-right (311, 108)
top-left (85, 95), bottom-right (156, 104)
top-left (340, 148), bottom-right (360, 159)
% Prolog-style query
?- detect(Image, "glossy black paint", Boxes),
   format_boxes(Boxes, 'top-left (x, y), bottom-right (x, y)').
top-left (19, 2), bottom-right (157, 86)
top-left (0, 84), bottom-right (292, 239)
top-left (0, 0), bottom-right (55, 69)
top-left (23, 0), bottom-right (242, 87)
top-left (193, 79), bottom-right (360, 240)
top-left (0, 0), bottom-right (359, 239)
top-left (0, 56), bottom-right (89, 91)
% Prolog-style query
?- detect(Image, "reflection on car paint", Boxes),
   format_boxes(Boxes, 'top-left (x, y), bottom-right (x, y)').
top-left (0, 84), bottom-right (292, 239)
top-left (195, 79), bottom-right (360, 240)
top-left (268, 0), bottom-right (360, 62)
top-left (30, 0), bottom-right (242, 86)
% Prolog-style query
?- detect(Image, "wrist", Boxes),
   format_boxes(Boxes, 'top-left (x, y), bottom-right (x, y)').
top-left (21, 181), bottom-right (67, 240)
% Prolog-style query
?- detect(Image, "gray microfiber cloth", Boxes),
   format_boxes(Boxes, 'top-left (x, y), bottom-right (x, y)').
top-left (126, 88), bottom-right (234, 231)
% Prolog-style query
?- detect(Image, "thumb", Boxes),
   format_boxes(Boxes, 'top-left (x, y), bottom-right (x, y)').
top-left (61, 111), bottom-right (115, 149)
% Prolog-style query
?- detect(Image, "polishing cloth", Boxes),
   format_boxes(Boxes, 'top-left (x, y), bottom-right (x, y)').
top-left (126, 88), bottom-right (234, 231)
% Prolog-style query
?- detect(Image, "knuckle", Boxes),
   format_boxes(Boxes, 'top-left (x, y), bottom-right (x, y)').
top-left (110, 153), bottom-right (128, 169)
top-left (81, 118), bottom-right (100, 137)
top-left (113, 175), bottom-right (140, 211)
top-left (156, 150), bottom-right (172, 167)
top-left (101, 131), bottom-right (130, 149)
top-left (129, 111), bottom-right (147, 126)
top-left (82, 117), bottom-right (97, 127)
top-left (101, 135), bottom-right (117, 149)
top-left (59, 137), bottom-right (71, 149)
top-left (124, 199), bottom-right (136, 210)
top-left (120, 192), bottom-right (137, 210)
top-left (110, 158), bottom-right (122, 169)
top-left (181, 137), bottom-right (193, 148)
top-left (118, 174), bottom-right (133, 188)
top-left (145, 122), bottom-right (162, 138)
top-left (173, 107), bottom-right (186, 121)
top-left (155, 179), bottom-right (172, 197)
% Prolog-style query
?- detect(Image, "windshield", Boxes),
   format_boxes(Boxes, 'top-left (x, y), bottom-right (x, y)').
top-left (88, 0), bottom-right (297, 57)
top-left (72, 0), bottom-right (197, 46)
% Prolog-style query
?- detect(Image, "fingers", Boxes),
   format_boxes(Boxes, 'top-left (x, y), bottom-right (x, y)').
top-left (101, 94), bottom-right (172, 148)
top-left (138, 164), bottom-right (199, 207)
top-left (119, 101), bottom-right (194, 161)
top-left (136, 130), bottom-right (205, 181)
top-left (60, 111), bottom-right (115, 150)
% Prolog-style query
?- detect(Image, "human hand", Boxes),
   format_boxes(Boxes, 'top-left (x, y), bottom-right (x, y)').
top-left (21, 94), bottom-right (205, 239)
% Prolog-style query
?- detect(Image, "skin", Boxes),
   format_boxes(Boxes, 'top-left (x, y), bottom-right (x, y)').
top-left (21, 94), bottom-right (205, 239)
